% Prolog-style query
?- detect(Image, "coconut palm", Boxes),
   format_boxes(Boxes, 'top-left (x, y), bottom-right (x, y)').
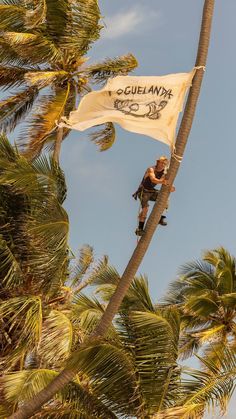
top-left (0, 0), bottom-right (137, 162)
top-left (163, 247), bottom-right (236, 362)
top-left (9, 1), bottom-right (216, 417)
top-left (2, 267), bottom-right (235, 418)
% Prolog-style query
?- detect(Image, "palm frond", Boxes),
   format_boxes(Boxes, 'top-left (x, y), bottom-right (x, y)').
top-left (119, 310), bottom-right (181, 413)
top-left (0, 87), bottom-right (38, 132)
top-left (24, 70), bottom-right (69, 89)
top-left (185, 293), bottom-right (219, 318)
top-left (121, 274), bottom-right (155, 312)
top-left (0, 236), bottom-right (24, 287)
top-left (58, 0), bottom-right (102, 54)
top-left (70, 244), bottom-right (94, 287)
top-left (3, 32), bottom-right (63, 64)
top-left (89, 122), bottom-right (116, 151)
top-left (0, 4), bottom-right (26, 31)
top-left (0, 36), bottom-right (33, 66)
top-left (3, 369), bottom-right (58, 404)
top-left (38, 310), bottom-right (73, 366)
top-left (0, 296), bottom-right (42, 366)
top-left (0, 153), bottom-right (66, 203)
top-left (19, 86), bottom-right (70, 159)
top-left (0, 65), bottom-right (29, 89)
top-left (85, 54), bottom-right (138, 85)
top-left (0, 132), bottom-right (18, 162)
top-left (24, 0), bottom-right (47, 29)
top-left (67, 342), bottom-right (138, 417)
top-left (28, 200), bottom-right (69, 252)
top-left (3, 369), bottom-right (118, 419)
top-left (73, 254), bottom-right (109, 293)
top-left (45, 0), bottom-right (71, 44)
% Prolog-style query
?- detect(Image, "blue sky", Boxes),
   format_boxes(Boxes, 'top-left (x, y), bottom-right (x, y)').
top-left (60, 1), bottom-right (236, 415)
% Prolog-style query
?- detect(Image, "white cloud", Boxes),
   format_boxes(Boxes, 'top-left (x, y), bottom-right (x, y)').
top-left (101, 8), bottom-right (160, 40)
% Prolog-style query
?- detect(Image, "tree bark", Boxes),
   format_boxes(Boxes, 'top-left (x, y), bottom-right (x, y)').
top-left (10, 1), bottom-right (215, 417)
top-left (52, 126), bottom-right (64, 164)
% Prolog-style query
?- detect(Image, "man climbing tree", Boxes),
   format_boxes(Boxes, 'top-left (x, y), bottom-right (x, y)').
top-left (133, 156), bottom-right (175, 236)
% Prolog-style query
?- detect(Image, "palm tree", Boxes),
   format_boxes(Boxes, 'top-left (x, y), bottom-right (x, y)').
top-left (9, 1), bottom-right (216, 417)
top-left (0, 0), bottom-right (137, 162)
top-left (3, 270), bottom-right (236, 418)
top-left (163, 247), bottom-right (236, 362)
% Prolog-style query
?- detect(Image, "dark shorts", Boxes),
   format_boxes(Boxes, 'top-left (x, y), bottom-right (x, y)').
top-left (138, 189), bottom-right (159, 208)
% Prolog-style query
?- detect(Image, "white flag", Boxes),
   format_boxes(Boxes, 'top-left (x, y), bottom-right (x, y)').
top-left (63, 69), bottom-right (196, 149)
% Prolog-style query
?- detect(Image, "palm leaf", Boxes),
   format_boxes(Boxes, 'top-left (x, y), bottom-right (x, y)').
top-left (0, 236), bottom-right (24, 287)
top-left (38, 310), bottom-right (73, 366)
top-left (70, 244), bottom-right (94, 287)
top-left (28, 200), bottom-right (69, 252)
top-left (117, 310), bottom-right (181, 414)
top-left (0, 153), bottom-right (66, 203)
top-left (2, 369), bottom-right (118, 419)
top-left (3, 369), bottom-right (58, 404)
top-left (24, 70), bottom-right (69, 89)
top-left (0, 296), bottom-right (42, 367)
top-left (67, 342), bottom-right (138, 417)
top-left (85, 54), bottom-right (138, 85)
top-left (0, 65), bottom-right (29, 89)
top-left (58, 0), bottom-right (102, 53)
top-left (0, 36), bottom-right (33, 66)
top-left (0, 4), bottom-right (26, 31)
top-left (3, 32), bottom-right (63, 64)
top-left (89, 122), bottom-right (116, 151)
top-left (45, 0), bottom-right (71, 44)
top-left (24, 0), bottom-right (47, 29)
top-left (0, 87), bottom-right (38, 132)
top-left (20, 85), bottom-right (70, 158)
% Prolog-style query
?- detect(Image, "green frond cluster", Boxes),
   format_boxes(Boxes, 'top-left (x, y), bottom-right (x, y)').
top-left (0, 0), bottom-right (138, 158)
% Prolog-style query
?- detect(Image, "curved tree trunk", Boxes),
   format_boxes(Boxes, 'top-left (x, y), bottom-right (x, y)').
top-left (53, 126), bottom-right (64, 164)
top-left (10, 1), bottom-right (215, 417)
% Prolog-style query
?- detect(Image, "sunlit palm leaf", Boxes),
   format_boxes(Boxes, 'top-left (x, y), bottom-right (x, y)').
top-left (0, 4), bottom-right (26, 31)
top-left (121, 275), bottom-right (155, 312)
top-left (90, 122), bottom-right (116, 151)
top-left (0, 87), bottom-right (38, 132)
top-left (0, 154), bottom-right (66, 205)
top-left (67, 342), bottom-right (138, 417)
top-left (24, 0), bottom-right (47, 29)
top-left (20, 85), bottom-right (70, 158)
top-left (73, 255), bottom-right (109, 293)
top-left (122, 310), bottom-right (180, 413)
top-left (39, 310), bottom-right (73, 366)
top-left (0, 296), bottom-right (42, 354)
top-left (24, 70), bottom-right (69, 89)
top-left (70, 244), bottom-right (94, 287)
top-left (85, 53), bottom-right (138, 85)
top-left (59, 0), bottom-right (102, 53)
top-left (4, 32), bottom-right (63, 64)
top-left (3, 369), bottom-right (58, 404)
top-left (0, 36), bottom-right (32, 66)
top-left (3, 369), bottom-right (118, 418)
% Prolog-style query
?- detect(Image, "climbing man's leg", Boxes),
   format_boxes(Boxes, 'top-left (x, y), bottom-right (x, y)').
top-left (135, 194), bottom-right (149, 236)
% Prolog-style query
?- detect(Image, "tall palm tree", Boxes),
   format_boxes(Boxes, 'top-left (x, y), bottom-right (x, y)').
top-left (3, 270), bottom-right (236, 418)
top-left (10, 1), bottom-right (216, 417)
top-left (163, 247), bottom-right (236, 361)
top-left (0, 0), bottom-right (137, 162)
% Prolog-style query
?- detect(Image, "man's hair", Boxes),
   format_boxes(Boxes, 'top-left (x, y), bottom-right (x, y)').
top-left (157, 155), bottom-right (168, 163)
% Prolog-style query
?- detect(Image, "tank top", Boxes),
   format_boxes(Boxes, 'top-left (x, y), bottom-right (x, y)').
top-left (141, 166), bottom-right (164, 191)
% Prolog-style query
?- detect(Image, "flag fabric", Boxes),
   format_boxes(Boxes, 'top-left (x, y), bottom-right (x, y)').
top-left (62, 69), bottom-right (197, 149)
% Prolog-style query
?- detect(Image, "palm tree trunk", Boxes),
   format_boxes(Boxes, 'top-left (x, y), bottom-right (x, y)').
top-left (10, 1), bottom-right (215, 417)
top-left (53, 126), bottom-right (64, 164)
